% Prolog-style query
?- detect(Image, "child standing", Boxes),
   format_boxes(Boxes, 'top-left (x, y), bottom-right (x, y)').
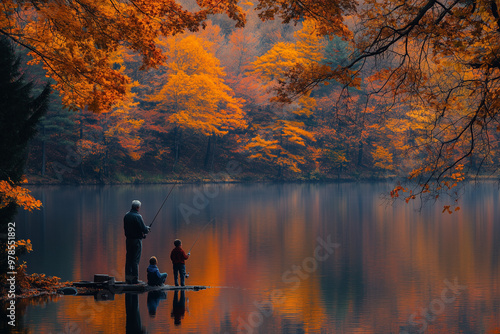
top-left (170, 239), bottom-right (190, 286)
top-left (147, 256), bottom-right (168, 286)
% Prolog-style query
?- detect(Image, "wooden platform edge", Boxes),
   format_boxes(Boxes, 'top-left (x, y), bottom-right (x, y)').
top-left (72, 281), bottom-right (209, 294)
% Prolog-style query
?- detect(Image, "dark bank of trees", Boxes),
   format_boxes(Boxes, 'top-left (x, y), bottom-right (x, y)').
top-left (0, 36), bottom-right (49, 286)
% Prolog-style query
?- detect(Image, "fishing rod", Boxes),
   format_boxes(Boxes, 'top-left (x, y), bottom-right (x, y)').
top-left (148, 149), bottom-right (200, 228)
top-left (149, 179), bottom-right (179, 228)
top-left (188, 218), bottom-right (215, 253)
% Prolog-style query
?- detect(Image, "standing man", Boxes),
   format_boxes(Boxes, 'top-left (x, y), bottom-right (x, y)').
top-left (124, 200), bottom-right (150, 284)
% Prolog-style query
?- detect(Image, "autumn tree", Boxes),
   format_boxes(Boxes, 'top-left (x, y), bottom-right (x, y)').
top-left (372, 145), bottom-right (394, 173)
top-left (146, 33), bottom-right (246, 171)
top-left (245, 114), bottom-right (316, 178)
top-left (244, 20), bottom-right (325, 177)
top-left (253, 0), bottom-right (500, 200)
top-left (314, 93), bottom-right (363, 177)
top-left (221, 21), bottom-right (272, 115)
top-left (0, 0), bottom-right (247, 112)
top-left (69, 49), bottom-right (144, 182)
top-left (75, 94), bottom-right (145, 182)
top-left (224, 28), bottom-right (259, 78)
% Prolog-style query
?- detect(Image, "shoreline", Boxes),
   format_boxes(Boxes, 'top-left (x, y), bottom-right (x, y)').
top-left (23, 175), bottom-right (498, 186)
top-left (23, 172), bottom-right (404, 186)
top-left (1, 282), bottom-right (72, 301)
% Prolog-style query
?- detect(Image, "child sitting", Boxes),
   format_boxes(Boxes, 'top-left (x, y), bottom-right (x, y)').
top-left (147, 256), bottom-right (168, 286)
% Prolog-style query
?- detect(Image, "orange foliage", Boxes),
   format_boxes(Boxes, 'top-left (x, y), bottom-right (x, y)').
top-left (390, 185), bottom-right (406, 199)
top-left (244, 20), bottom-right (324, 176)
top-left (0, 239), bottom-right (62, 297)
top-left (256, 0), bottom-right (354, 38)
top-left (1, 0), bottom-right (247, 112)
top-left (148, 34), bottom-right (246, 137)
top-left (0, 179), bottom-right (41, 211)
top-left (249, 0), bottom-right (500, 198)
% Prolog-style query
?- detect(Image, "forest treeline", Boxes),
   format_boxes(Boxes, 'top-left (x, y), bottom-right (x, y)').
top-left (0, 0), bottom-right (495, 189)
top-left (22, 12), bottom-right (490, 184)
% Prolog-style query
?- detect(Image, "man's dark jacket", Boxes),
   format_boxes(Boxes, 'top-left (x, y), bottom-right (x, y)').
top-left (124, 209), bottom-right (149, 239)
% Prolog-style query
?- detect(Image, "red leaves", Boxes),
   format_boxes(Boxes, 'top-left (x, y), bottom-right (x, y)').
top-left (442, 205), bottom-right (460, 214)
top-left (442, 205), bottom-right (452, 214)
top-left (390, 184), bottom-right (406, 198)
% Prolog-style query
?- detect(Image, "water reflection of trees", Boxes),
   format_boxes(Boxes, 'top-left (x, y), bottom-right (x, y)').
top-left (0, 295), bottom-right (61, 334)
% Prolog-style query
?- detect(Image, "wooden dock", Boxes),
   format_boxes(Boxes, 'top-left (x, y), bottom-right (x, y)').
top-left (72, 274), bottom-right (208, 295)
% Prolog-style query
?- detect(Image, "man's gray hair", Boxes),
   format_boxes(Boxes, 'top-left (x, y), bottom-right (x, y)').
top-left (131, 200), bottom-right (141, 210)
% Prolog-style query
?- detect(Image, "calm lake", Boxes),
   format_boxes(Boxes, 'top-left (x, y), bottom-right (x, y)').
top-left (13, 182), bottom-right (500, 333)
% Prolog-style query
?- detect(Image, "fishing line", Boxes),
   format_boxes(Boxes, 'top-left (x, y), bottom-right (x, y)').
top-left (188, 218), bottom-right (215, 253)
top-left (186, 218), bottom-right (216, 279)
top-left (149, 149), bottom-right (200, 228)
top-left (149, 179), bottom-right (179, 228)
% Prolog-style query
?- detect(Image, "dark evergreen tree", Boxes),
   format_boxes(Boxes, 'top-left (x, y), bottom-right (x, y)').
top-left (0, 37), bottom-right (50, 277)
top-left (36, 100), bottom-right (76, 176)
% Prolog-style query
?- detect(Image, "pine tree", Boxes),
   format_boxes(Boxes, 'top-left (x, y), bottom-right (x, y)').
top-left (0, 37), bottom-right (50, 277)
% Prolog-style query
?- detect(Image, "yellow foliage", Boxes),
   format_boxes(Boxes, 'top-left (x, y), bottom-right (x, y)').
top-left (245, 118), bottom-right (315, 174)
top-left (295, 95), bottom-right (316, 117)
top-left (246, 20), bottom-right (321, 176)
top-left (252, 42), bottom-right (302, 84)
top-left (104, 89), bottom-right (145, 161)
top-left (251, 19), bottom-right (327, 88)
top-left (149, 35), bottom-right (246, 137)
top-left (294, 19), bottom-right (328, 63)
top-left (371, 145), bottom-right (394, 170)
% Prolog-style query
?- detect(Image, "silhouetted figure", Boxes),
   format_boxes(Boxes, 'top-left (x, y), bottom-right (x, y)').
top-left (147, 290), bottom-right (167, 318)
top-left (171, 290), bottom-right (186, 325)
top-left (170, 239), bottom-right (190, 286)
top-left (147, 256), bottom-right (168, 286)
top-left (124, 200), bottom-right (150, 284)
top-left (125, 293), bottom-right (146, 333)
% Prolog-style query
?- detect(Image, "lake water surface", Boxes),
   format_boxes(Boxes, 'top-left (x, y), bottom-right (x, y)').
top-left (13, 182), bottom-right (500, 333)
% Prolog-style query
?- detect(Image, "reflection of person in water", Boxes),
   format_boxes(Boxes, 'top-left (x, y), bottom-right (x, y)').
top-left (147, 290), bottom-right (167, 318)
top-left (171, 290), bottom-right (186, 325)
top-left (125, 293), bottom-right (146, 333)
